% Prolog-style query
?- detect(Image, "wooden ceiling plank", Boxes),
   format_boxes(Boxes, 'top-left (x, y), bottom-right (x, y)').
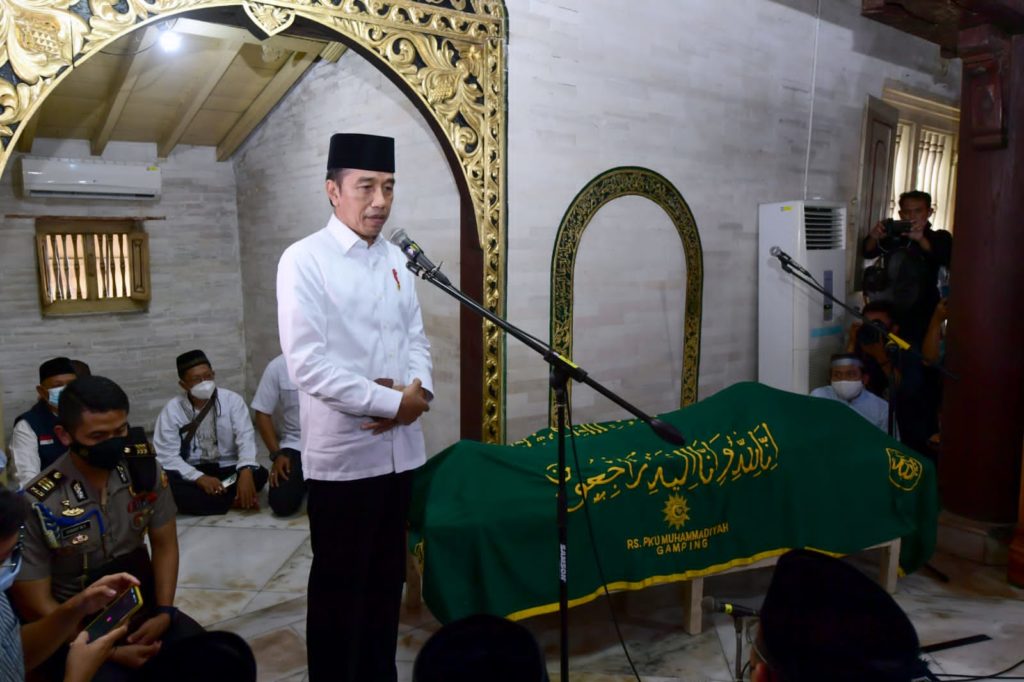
top-left (174, 18), bottom-right (326, 54)
top-left (216, 50), bottom-right (317, 161)
top-left (319, 42), bottom-right (348, 63)
top-left (158, 36), bottom-right (244, 158)
top-left (91, 27), bottom-right (156, 156)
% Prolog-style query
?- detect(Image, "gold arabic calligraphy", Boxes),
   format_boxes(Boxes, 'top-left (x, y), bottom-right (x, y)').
top-left (542, 422), bottom-right (781, 513)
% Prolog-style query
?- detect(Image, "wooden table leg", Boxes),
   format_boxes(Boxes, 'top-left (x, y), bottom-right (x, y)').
top-left (682, 577), bottom-right (704, 635)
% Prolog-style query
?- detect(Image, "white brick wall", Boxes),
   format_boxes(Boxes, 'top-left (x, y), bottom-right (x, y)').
top-left (502, 0), bottom-right (960, 439)
top-left (232, 52), bottom-right (462, 456)
top-left (0, 140), bottom-right (246, 441)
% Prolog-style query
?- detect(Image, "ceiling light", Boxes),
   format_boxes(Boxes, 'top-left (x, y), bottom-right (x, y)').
top-left (159, 30), bottom-right (181, 52)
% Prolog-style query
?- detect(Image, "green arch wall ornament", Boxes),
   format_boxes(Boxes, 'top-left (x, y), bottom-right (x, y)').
top-left (548, 166), bottom-right (704, 426)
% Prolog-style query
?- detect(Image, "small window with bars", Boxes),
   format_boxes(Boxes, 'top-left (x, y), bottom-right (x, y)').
top-left (34, 218), bottom-right (151, 316)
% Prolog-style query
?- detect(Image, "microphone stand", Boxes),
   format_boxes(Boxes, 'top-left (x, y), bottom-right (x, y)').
top-left (733, 616), bottom-right (744, 682)
top-left (774, 256), bottom-right (954, 584)
top-left (772, 259), bottom-right (955, 382)
top-left (403, 258), bottom-right (686, 682)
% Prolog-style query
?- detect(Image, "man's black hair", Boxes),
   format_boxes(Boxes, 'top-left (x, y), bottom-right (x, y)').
top-left (413, 613), bottom-right (549, 682)
top-left (57, 375), bottom-right (130, 433)
top-left (0, 488), bottom-right (27, 540)
top-left (899, 190), bottom-right (932, 208)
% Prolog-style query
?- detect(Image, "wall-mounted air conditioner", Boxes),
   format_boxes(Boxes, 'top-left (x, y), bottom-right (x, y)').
top-left (758, 200), bottom-right (848, 395)
top-left (21, 157), bottom-right (161, 200)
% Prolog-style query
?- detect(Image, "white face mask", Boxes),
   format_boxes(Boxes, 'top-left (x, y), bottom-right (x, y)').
top-left (47, 386), bottom-right (65, 408)
top-left (832, 380), bottom-right (864, 402)
top-left (190, 380), bottom-right (216, 401)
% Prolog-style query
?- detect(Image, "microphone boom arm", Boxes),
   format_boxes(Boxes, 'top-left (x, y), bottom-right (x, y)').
top-left (775, 259), bottom-right (954, 379)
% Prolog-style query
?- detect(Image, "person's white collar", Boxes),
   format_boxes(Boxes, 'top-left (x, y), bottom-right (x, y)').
top-left (326, 213), bottom-right (382, 254)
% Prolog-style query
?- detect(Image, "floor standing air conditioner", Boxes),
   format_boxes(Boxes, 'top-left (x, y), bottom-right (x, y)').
top-left (758, 200), bottom-right (848, 394)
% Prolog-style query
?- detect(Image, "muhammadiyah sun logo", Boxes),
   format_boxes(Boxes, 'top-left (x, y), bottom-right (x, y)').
top-left (662, 493), bottom-right (690, 529)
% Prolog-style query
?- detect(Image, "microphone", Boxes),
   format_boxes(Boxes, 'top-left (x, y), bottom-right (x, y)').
top-left (701, 596), bottom-right (759, 618)
top-left (388, 228), bottom-right (450, 286)
top-left (769, 246), bottom-right (811, 276)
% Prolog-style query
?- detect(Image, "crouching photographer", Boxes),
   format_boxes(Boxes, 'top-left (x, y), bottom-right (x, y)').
top-left (862, 190), bottom-right (952, 347)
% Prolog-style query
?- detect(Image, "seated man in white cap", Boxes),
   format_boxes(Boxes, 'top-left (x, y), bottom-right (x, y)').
top-left (750, 548), bottom-right (937, 682)
top-left (810, 353), bottom-right (891, 433)
top-left (153, 350), bottom-right (268, 515)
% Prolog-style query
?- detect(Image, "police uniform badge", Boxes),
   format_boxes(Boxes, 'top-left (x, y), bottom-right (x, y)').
top-left (128, 491), bottom-right (158, 530)
top-left (27, 472), bottom-right (61, 501)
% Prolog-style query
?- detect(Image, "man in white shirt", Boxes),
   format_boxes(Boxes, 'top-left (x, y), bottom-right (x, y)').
top-left (277, 132), bottom-right (432, 682)
top-left (7, 357), bottom-right (78, 488)
top-left (810, 354), bottom-right (891, 433)
top-left (252, 353), bottom-right (306, 516)
top-left (153, 350), bottom-right (268, 515)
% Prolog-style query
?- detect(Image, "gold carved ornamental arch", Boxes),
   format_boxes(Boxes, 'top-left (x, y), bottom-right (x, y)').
top-left (0, 0), bottom-right (508, 442)
top-left (549, 166), bottom-right (704, 426)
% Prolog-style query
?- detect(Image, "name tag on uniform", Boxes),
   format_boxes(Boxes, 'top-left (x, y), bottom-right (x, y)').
top-left (60, 520), bottom-right (93, 538)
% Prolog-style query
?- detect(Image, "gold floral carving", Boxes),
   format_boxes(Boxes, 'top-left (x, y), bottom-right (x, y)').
top-left (0, 0), bottom-right (508, 443)
top-left (549, 167), bottom-right (704, 427)
top-left (243, 1), bottom-right (296, 38)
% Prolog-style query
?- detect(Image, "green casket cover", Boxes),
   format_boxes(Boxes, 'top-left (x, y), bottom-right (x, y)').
top-left (408, 381), bottom-right (937, 623)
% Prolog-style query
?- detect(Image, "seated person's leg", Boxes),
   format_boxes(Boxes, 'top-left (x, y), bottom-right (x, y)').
top-left (268, 450), bottom-right (306, 517)
top-left (167, 464), bottom-right (234, 516)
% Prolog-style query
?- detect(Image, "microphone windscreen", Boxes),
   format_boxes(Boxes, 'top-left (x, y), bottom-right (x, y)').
top-left (388, 228), bottom-right (408, 246)
top-left (701, 596), bottom-right (716, 611)
top-left (770, 246), bottom-right (781, 257)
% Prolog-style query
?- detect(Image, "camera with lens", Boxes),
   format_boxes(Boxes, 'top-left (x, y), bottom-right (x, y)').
top-left (881, 219), bottom-right (914, 238)
top-left (856, 321), bottom-right (888, 347)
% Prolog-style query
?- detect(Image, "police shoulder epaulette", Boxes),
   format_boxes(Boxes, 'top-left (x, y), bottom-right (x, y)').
top-left (26, 469), bottom-right (65, 501)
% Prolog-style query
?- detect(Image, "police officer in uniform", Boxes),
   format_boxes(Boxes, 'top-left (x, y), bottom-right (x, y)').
top-left (10, 376), bottom-right (203, 681)
top-left (8, 357), bottom-right (79, 489)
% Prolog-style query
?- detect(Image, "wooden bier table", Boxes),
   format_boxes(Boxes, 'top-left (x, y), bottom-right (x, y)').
top-left (679, 538), bottom-right (902, 634)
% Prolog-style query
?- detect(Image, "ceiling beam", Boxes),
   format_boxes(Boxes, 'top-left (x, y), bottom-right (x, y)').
top-left (173, 18), bottom-right (325, 54)
top-left (91, 27), bottom-right (156, 156)
top-left (319, 42), bottom-right (348, 63)
top-left (216, 49), bottom-right (317, 161)
top-left (158, 35), bottom-right (244, 158)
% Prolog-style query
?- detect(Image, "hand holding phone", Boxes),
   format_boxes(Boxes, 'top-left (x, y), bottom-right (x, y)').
top-left (83, 585), bottom-right (143, 641)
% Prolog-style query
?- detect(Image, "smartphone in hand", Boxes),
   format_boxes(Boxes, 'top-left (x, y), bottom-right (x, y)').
top-left (83, 585), bottom-right (143, 641)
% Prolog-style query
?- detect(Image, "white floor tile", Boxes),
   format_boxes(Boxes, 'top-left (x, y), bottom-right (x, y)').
top-left (196, 507), bottom-right (310, 531)
top-left (175, 587), bottom-right (258, 628)
top-left (244, 590), bottom-right (306, 615)
top-left (177, 525), bottom-right (308, 591)
top-left (264, 537), bottom-right (312, 593)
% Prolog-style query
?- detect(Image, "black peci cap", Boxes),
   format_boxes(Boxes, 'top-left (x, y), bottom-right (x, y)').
top-left (327, 133), bottom-right (395, 173)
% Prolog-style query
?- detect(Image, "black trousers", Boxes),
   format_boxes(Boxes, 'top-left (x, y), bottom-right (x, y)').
top-left (167, 463), bottom-right (268, 516)
top-left (268, 449), bottom-right (307, 517)
top-left (306, 471), bottom-right (412, 682)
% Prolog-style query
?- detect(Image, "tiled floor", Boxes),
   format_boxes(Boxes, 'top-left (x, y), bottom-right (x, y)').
top-left (175, 501), bottom-right (1024, 682)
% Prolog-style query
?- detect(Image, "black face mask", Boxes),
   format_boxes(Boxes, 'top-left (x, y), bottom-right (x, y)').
top-left (73, 436), bottom-right (127, 470)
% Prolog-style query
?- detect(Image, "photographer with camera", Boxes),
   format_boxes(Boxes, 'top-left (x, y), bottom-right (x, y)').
top-left (863, 190), bottom-right (952, 347)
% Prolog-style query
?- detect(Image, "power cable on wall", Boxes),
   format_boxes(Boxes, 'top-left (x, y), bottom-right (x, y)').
top-left (803, 0), bottom-right (822, 200)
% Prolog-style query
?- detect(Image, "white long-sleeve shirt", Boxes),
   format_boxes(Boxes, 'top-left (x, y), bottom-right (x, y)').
top-left (276, 214), bottom-right (434, 482)
top-left (810, 385), bottom-right (892, 434)
top-left (152, 387), bottom-right (259, 481)
top-left (251, 354), bottom-right (302, 452)
top-left (8, 420), bottom-right (43, 488)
